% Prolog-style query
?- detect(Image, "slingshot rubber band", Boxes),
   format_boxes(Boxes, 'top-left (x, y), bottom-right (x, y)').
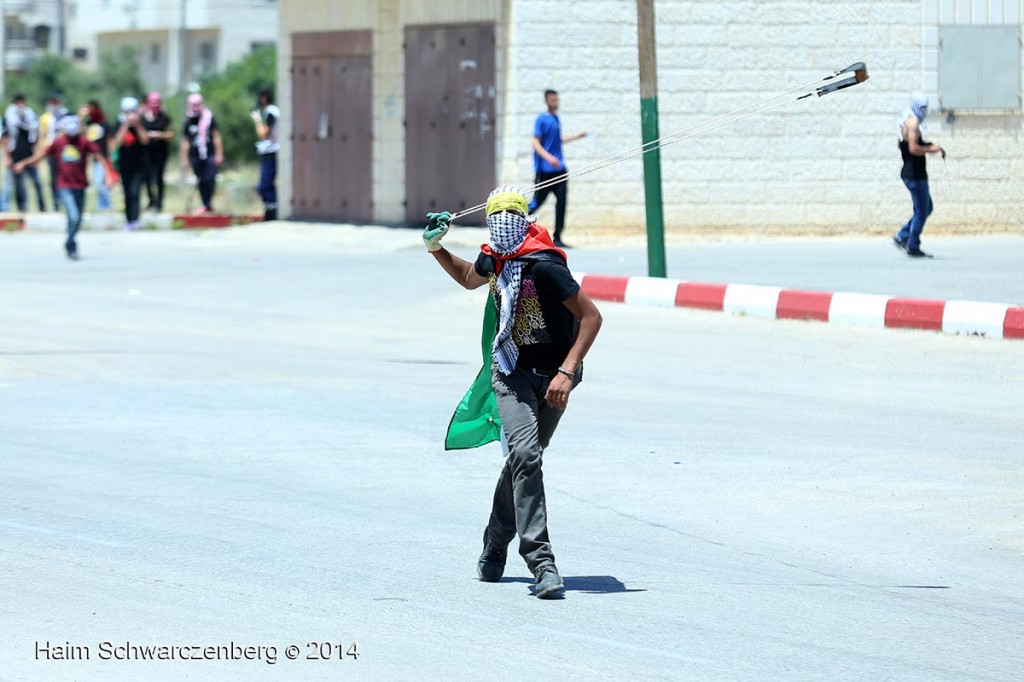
top-left (449, 62), bottom-right (869, 222)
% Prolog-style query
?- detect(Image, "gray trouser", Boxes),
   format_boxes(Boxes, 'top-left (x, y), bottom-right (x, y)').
top-left (486, 367), bottom-right (565, 577)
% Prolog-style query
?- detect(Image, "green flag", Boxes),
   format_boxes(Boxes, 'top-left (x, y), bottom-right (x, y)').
top-left (444, 292), bottom-right (502, 450)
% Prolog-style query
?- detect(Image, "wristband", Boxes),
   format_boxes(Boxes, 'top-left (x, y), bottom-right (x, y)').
top-left (557, 367), bottom-right (574, 379)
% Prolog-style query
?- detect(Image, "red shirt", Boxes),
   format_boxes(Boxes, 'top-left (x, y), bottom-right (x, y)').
top-left (46, 135), bottom-right (103, 190)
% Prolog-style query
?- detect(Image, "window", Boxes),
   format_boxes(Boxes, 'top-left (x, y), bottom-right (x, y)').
top-left (939, 26), bottom-right (1021, 111)
top-left (72, 47), bottom-right (88, 61)
top-left (32, 24), bottom-right (50, 49)
top-left (198, 41), bottom-right (216, 72)
top-left (150, 43), bottom-right (161, 64)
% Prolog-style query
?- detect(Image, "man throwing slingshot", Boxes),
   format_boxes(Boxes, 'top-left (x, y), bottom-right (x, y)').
top-left (423, 185), bottom-right (602, 599)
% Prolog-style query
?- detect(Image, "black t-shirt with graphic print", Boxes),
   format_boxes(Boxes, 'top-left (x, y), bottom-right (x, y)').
top-left (474, 252), bottom-right (581, 371)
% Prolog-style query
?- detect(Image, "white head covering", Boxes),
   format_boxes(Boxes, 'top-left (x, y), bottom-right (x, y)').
top-left (4, 102), bottom-right (38, 152)
top-left (898, 92), bottom-right (929, 142)
top-left (58, 115), bottom-right (80, 136)
top-left (118, 96), bottom-right (140, 124)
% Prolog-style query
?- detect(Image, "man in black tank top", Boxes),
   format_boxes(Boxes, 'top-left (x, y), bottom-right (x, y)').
top-left (893, 94), bottom-right (943, 257)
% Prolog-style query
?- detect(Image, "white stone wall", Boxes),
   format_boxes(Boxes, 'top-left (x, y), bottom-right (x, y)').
top-left (505, 0), bottom-right (1024, 234)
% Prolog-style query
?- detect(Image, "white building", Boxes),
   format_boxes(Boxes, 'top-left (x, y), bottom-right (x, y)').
top-left (276, 0), bottom-right (1024, 236)
top-left (3, 0), bottom-right (66, 73)
top-left (65, 0), bottom-right (278, 91)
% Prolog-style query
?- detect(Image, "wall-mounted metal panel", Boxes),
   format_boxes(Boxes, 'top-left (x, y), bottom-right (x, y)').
top-left (939, 26), bottom-right (1021, 110)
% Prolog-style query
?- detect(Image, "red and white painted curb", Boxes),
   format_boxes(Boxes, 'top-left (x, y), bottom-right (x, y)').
top-left (1, 213), bottom-right (263, 232)
top-left (574, 273), bottom-right (1024, 341)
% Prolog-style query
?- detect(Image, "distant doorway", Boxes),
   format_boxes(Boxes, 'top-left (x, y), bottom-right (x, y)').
top-left (291, 31), bottom-right (373, 222)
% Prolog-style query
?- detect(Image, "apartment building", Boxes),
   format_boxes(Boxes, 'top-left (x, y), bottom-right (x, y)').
top-left (75, 0), bottom-right (277, 90)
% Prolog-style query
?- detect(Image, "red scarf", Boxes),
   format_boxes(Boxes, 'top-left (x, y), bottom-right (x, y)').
top-left (480, 223), bottom-right (567, 273)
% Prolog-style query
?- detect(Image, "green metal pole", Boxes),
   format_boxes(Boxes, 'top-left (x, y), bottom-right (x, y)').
top-left (637, 0), bottom-right (666, 277)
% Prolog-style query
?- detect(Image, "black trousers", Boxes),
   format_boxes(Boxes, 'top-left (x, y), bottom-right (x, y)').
top-left (190, 157), bottom-right (218, 211)
top-left (145, 150), bottom-right (168, 211)
top-left (47, 156), bottom-right (60, 210)
top-left (121, 169), bottom-right (144, 223)
top-left (531, 171), bottom-right (568, 242)
top-left (12, 164), bottom-right (47, 212)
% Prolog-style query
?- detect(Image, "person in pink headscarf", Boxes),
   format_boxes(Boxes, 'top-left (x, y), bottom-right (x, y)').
top-left (179, 93), bottom-right (223, 213)
top-left (141, 91), bottom-right (173, 212)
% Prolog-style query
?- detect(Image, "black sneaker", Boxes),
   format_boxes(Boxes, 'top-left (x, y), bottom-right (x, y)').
top-left (892, 236), bottom-right (908, 251)
top-left (66, 247), bottom-right (79, 261)
top-left (477, 532), bottom-right (507, 582)
top-left (906, 248), bottom-right (932, 258)
top-left (553, 239), bottom-right (571, 249)
top-left (534, 568), bottom-right (565, 599)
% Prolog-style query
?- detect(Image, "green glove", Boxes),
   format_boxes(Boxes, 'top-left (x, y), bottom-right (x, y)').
top-left (423, 211), bottom-right (452, 252)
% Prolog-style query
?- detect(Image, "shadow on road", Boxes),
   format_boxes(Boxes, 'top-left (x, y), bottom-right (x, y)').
top-left (504, 575), bottom-right (646, 595)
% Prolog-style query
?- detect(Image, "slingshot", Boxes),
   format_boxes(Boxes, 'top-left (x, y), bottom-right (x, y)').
top-left (449, 62), bottom-right (870, 222)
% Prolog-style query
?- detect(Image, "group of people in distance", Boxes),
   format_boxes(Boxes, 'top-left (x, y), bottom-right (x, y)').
top-left (4, 88), bottom-right (280, 260)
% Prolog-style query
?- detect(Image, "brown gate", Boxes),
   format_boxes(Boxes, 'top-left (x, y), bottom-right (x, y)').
top-left (404, 23), bottom-right (496, 225)
top-left (292, 31), bottom-right (372, 222)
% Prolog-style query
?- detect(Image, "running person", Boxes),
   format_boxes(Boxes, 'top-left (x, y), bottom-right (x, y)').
top-left (15, 115), bottom-right (113, 259)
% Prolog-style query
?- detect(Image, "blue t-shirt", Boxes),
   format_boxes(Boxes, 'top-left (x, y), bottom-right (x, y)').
top-left (533, 112), bottom-right (564, 174)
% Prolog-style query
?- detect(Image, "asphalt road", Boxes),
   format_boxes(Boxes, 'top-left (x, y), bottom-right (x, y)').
top-left (1, 228), bottom-right (1022, 681)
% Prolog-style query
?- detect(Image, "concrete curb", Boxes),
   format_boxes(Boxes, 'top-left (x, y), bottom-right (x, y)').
top-left (2, 212), bottom-right (263, 232)
top-left (573, 272), bottom-right (1024, 341)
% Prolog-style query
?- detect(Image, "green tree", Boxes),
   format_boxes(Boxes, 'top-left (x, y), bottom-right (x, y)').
top-left (96, 46), bottom-right (148, 114)
top-left (4, 46), bottom-right (145, 117)
top-left (5, 54), bottom-right (100, 111)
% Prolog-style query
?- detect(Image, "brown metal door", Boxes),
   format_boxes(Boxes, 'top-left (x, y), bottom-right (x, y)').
top-left (291, 57), bottom-right (329, 219)
top-left (291, 31), bottom-right (372, 222)
top-left (327, 55), bottom-right (372, 221)
top-left (405, 23), bottom-right (496, 225)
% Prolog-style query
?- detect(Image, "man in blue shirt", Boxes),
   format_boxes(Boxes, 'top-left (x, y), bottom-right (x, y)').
top-left (529, 90), bottom-right (586, 248)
